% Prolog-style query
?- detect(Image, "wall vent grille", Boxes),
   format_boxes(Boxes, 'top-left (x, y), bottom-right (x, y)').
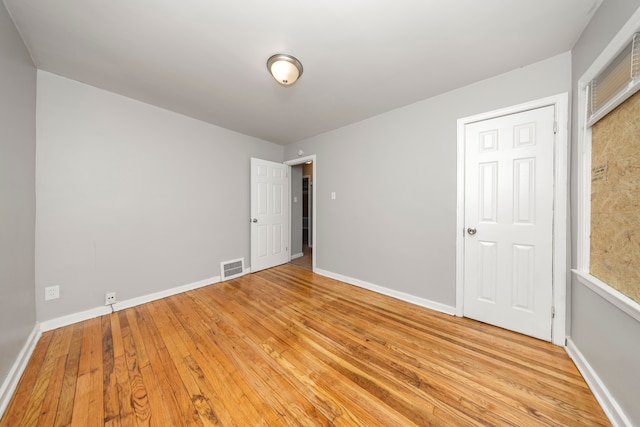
top-left (220, 258), bottom-right (245, 281)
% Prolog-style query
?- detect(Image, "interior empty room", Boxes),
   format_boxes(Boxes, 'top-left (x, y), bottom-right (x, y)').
top-left (1, 0), bottom-right (639, 425)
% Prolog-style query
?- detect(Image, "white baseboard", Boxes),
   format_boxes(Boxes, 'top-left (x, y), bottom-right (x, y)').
top-left (315, 269), bottom-right (456, 316)
top-left (565, 338), bottom-right (631, 427)
top-left (0, 324), bottom-right (41, 419)
top-left (40, 275), bottom-right (221, 332)
top-left (291, 252), bottom-right (304, 260)
top-left (111, 275), bottom-right (220, 312)
top-left (40, 305), bottom-right (112, 332)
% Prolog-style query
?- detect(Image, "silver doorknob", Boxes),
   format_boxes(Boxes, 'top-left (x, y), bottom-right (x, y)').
top-left (467, 227), bottom-right (477, 235)
top-left (251, 218), bottom-right (258, 223)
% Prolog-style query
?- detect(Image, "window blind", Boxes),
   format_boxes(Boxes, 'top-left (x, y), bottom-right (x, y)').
top-left (587, 33), bottom-right (640, 126)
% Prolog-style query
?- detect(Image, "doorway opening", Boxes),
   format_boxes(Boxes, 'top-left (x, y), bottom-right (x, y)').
top-left (289, 165), bottom-right (312, 270)
top-left (285, 155), bottom-right (316, 272)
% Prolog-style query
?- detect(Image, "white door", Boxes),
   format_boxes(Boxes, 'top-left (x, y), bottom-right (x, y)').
top-left (251, 158), bottom-right (289, 272)
top-left (463, 105), bottom-right (555, 341)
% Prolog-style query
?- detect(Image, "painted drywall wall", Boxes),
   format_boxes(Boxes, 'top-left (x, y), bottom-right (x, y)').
top-left (36, 71), bottom-right (283, 322)
top-left (0, 0), bottom-right (37, 390)
top-left (570, 281), bottom-right (640, 424)
top-left (570, 0), bottom-right (640, 424)
top-left (291, 165), bottom-right (303, 257)
top-left (284, 52), bottom-right (571, 307)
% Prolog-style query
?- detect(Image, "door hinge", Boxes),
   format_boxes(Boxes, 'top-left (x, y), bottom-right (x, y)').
top-left (553, 121), bottom-right (558, 134)
top-left (551, 306), bottom-right (555, 318)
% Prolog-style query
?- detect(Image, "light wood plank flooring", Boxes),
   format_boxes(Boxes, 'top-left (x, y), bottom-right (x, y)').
top-left (1, 264), bottom-right (609, 426)
top-left (289, 245), bottom-right (312, 271)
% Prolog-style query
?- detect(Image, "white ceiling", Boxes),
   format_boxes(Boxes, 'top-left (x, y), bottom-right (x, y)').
top-left (5, 0), bottom-right (600, 144)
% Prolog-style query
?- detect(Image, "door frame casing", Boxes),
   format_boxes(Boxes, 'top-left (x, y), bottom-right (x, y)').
top-left (455, 93), bottom-right (569, 346)
top-left (284, 155), bottom-right (317, 272)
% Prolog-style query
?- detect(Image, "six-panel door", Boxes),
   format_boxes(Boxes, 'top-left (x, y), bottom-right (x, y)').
top-left (251, 158), bottom-right (289, 273)
top-left (463, 106), bottom-right (555, 341)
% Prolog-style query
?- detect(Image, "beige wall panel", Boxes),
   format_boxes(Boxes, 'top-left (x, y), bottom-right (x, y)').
top-left (590, 89), bottom-right (640, 303)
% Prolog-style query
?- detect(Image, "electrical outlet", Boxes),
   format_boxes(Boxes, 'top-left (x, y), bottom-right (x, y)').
top-left (45, 286), bottom-right (60, 301)
top-left (105, 292), bottom-right (116, 306)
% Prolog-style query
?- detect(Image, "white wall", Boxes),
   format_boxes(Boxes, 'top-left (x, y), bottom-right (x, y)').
top-left (284, 52), bottom-right (571, 309)
top-left (570, 0), bottom-right (640, 424)
top-left (36, 71), bottom-right (283, 322)
top-left (0, 0), bottom-right (36, 394)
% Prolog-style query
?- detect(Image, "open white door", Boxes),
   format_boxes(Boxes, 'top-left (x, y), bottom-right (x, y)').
top-left (463, 105), bottom-right (555, 341)
top-left (251, 158), bottom-right (289, 272)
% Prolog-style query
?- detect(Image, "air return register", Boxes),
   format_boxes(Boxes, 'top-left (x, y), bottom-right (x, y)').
top-left (220, 258), bottom-right (245, 281)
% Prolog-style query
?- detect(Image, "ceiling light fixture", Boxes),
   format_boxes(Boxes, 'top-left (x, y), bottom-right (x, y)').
top-left (267, 54), bottom-right (303, 86)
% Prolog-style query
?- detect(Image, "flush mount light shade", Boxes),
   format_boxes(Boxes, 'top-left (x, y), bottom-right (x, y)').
top-left (267, 54), bottom-right (303, 86)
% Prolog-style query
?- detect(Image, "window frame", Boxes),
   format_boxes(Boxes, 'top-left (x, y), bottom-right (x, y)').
top-left (575, 6), bottom-right (640, 322)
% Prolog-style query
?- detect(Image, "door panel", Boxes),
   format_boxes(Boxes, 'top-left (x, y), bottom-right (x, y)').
top-left (478, 241), bottom-right (497, 302)
top-left (514, 158), bottom-right (535, 224)
top-left (479, 162), bottom-right (498, 222)
top-left (512, 244), bottom-right (534, 311)
top-left (251, 158), bottom-right (289, 272)
top-left (464, 105), bottom-right (554, 341)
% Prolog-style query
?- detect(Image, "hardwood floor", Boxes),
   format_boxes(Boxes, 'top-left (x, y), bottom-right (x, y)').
top-left (1, 264), bottom-right (609, 426)
top-left (289, 245), bottom-right (312, 271)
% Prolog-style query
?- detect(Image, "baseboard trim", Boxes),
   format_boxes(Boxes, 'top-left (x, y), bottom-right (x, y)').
top-left (40, 306), bottom-right (112, 332)
top-left (315, 269), bottom-right (456, 316)
top-left (0, 324), bottom-right (41, 419)
top-left (291, 252), bottom-right (304, 260)
top-left (40, 275), bottom-right (221, 332)
top-left (111, 275), bottom-right (220, 312)
top-left (565, 338), bottom-right (631, 427)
